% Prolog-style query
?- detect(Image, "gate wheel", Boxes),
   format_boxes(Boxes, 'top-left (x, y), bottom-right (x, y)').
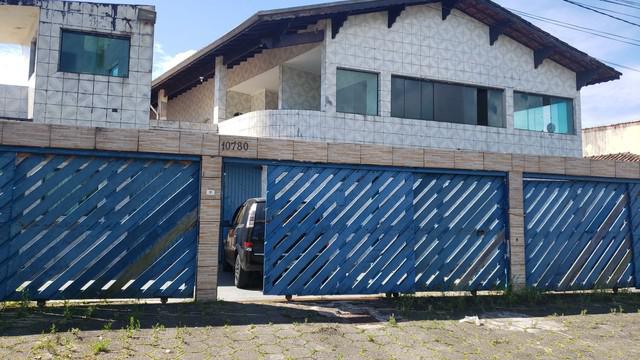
top-left (37, 300), bottom-right (46, 308)
top-left (285, 295), bottom-right (293, 301)
top-left (160, 297), bottom-right (168, 304)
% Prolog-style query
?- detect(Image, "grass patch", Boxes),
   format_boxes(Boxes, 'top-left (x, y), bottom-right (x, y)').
top-left (91, 339), bottom-right (110, 355)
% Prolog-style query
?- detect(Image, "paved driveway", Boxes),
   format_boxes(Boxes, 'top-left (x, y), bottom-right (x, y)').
top-left (1, 291), bottom-right (640, 359)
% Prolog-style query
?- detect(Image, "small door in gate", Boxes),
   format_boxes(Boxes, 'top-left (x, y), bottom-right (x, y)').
top-left (524, 179), bottom-right (635, 291)
top-left (413, 173), bottom-right (509, 291)
top-left (263, 164), bottom-right (416, 296)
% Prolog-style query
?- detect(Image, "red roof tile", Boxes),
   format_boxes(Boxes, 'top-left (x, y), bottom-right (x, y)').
top-left (588, 152), bottom-right (640, 163)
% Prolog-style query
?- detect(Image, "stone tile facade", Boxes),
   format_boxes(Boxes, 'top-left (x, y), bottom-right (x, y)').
top-left (218, 109), bottom-right (580, 156)
top-left (280, 65), bottom-right (321, 111)
top-left (31, 0), bottom-right (155, 129)
top-left (0, 85), bottom-right (28, 119)
top-left (213, 3), bottom-right (582, 157)
top-left (166, 78), bottom-right (214, 125)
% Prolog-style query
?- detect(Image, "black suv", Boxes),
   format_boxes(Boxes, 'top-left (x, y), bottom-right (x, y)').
top-left (223, 198), bottom-right (265, 288)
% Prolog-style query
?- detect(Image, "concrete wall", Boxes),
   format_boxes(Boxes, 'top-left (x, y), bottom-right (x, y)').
top-left (32, 0), bottom-right (155, 129)
top-left (0, 85), bottom-right (28, 119)
top-left (583, 121), bottom-right (640, 156)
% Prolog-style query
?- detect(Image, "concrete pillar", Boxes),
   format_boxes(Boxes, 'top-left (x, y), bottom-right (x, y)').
top-left (213, 56), bottom-right (226, 124)
top-left (508, 171), bottom-right (526, 289)
top-left (196, 155), bottom-right (222, 301)
top-left (157, 89), bottom-right (168, 120)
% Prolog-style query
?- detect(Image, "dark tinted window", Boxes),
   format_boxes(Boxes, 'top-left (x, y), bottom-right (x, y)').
top-left (421, 81), bottom-right (434, 120)
top-left (59, 30), bottom-right (130, 77)
top-left (434, 82), bottom-right (477, 125)
top-left (391, 76), bottom-right (433, 121)
top-left (487, 89), bottom-right (505, 128)
top-left (391, 76), bottom-right (502, 127)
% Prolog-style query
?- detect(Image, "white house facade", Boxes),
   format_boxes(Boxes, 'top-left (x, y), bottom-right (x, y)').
top-left (152, 0), bottom-right (619, 158)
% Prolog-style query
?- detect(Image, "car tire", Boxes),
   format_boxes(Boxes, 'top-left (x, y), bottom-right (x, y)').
top-left (234, 254), bottom-right (250, 289)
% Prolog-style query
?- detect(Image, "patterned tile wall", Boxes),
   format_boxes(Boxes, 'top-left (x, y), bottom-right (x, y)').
top-left (318, 3), bottom-right (582, 156)
top-left (225, 43), bottom-right (319, 89)
top-left (32, 0), bottom-right (155, 129)
top-left (166, 78), bottom-right (214, 124)
top-left (280, 65), bottom-right (321, 111)
top-left (225, 91), bottom-right (251, 119)
top-left (218, 110), bottom-right (581, 156)
top-left (251, 89), bottom-right (278, 112)
top-left (0, 85), bottom-right (29, 119)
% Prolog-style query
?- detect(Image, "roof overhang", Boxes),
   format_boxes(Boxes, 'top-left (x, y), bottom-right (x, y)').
top-left (151, 0), bottom-right (622, 103)
top-left (0, 4), bottom-right (39, 45)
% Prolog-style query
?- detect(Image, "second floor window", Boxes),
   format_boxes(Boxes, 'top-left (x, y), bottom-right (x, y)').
top-left (514, 92), bottom-right (574, 134)
top-left (59, 30), bottom-right (130, 77)
top-left (391, 76), bottom-right (505, 128)
top-left (336, 68), bottom-right (378, 116)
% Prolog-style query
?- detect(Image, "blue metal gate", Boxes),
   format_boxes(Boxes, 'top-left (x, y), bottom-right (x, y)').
top-left (631, 183), bottom-right (640, 287)
top-left (0, 148), bottom-right (200, 301)
top-left (264, 165), bottom-right (416, 295)
top-left (524, 178), bottom-right (635, 291)
top-left (413, 174), bottom-right (509, 291)
top-left (262, 162), bottom-right (509, 296)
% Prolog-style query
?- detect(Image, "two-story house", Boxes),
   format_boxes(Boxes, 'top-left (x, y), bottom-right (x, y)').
top-left (151, 0), bottom-right (619, 158)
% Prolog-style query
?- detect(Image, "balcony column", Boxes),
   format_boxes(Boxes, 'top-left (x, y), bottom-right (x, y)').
top-left (213, 56), bottom-right (227, 124)
top-left (320, 20), bottom-right (334, 114)
top-left (156, 89), bottom-right (168, 120)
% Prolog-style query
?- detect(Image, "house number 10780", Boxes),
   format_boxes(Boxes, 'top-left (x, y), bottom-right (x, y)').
top-left (221, 141), bottom-right (249, 151)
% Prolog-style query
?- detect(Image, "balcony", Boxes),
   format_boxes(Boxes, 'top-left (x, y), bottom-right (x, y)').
top-left (218, 109), bottom-right (582, 157)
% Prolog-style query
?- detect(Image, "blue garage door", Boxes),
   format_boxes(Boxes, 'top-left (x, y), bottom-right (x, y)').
top-left (524, 178), bottom-right (635, 290)
top-left (0, 149), bottom-right (200, 301)
top-left (262, 162), bottom-right (509, 296)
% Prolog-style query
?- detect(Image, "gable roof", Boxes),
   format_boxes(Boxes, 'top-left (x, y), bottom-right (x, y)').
top-left (588, 152), bottom-right (640, 163)
top-left (151, 0), bottom-right (621, 102)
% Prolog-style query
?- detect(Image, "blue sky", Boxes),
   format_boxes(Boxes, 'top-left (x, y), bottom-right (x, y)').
top-left (1, 0), bottom-right (638, 126)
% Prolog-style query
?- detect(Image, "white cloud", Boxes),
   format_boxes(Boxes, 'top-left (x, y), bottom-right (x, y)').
top-left (0, 44), bottom-right (29, 86)
top-left (581, 68), bottom-right (640, 127)
top-left (153, 43), bottom-right (196, 80)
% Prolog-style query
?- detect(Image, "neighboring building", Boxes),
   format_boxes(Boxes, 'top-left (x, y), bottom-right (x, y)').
top-left (583, 120), bottom-right (640, 157)
top-left (151, 0), bottom-right (619, 157)
top-left (0, 0), bottom-right (155, 128)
